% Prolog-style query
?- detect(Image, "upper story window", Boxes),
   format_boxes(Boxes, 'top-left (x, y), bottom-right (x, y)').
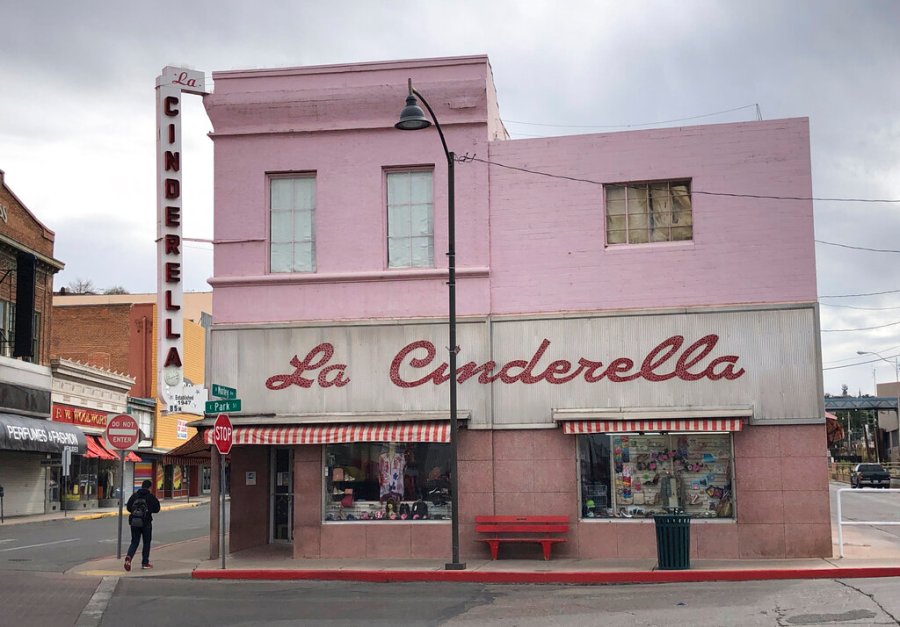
top-left (387, 170), bottom-right (433, 268)
top-left (270, 175), bottom-right (316, 273)
top-left (605, 180), bottom-right (693, 245)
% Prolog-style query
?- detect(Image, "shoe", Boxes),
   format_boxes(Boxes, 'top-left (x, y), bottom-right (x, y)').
top-left (124, 556), bottom-right (132, 572)
top-left (141, 563), bottom-right (153, 569)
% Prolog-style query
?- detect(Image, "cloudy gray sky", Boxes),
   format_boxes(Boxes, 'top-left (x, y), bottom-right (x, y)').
top-left (2, 0), bottom-right (899, 396)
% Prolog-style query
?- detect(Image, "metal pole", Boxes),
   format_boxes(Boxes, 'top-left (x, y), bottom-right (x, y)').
top-left (220, 454), bottom-right (226, 569)
top-left (117, 450), bottom-right (125, 559)
top-left (837, 488), bottom-right (845, 558)
top-left (403, 84), bottom-right (465, 570)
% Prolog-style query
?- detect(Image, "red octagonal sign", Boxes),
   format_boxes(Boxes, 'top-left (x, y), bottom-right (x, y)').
top-left (212, 413), bottom-right (233, 455)
top-left (106, 413), bottom-right (140, 451)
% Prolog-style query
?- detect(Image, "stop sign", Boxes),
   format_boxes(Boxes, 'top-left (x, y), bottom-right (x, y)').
top-left (212, 413), bottom-right (233, 455)
top-left (106, 413), bottom-right (140, 451)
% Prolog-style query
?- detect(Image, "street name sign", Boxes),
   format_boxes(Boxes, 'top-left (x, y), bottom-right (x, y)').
top-left (211, 384), bottom-right (237, 400)
top-left (205, 399), bottom-right (241, 414)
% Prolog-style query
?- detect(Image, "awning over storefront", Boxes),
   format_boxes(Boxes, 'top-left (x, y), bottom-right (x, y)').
top-left (0, 412), bottom-right (86, 454)
top-left (562, 418), bottom-right (744, 434)
top-left (97, 436), bottom-right (142, 463)
top-left (203, 421), bottom-right (451, 446)
top-left (163, 431), bottom-right (210, 466)
top-left (85, 435), bottom-right (117, 460)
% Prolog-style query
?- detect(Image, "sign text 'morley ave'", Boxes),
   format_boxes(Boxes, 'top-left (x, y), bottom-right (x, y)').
top-left (264, 334), bottom-right (746, 391)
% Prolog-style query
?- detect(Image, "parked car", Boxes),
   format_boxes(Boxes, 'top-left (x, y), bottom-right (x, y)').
top-left (850, 463), bottom-right (892, 488)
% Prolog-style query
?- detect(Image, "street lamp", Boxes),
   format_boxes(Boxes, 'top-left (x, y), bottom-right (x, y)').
top-left (857, 349), bottom-right (897, 463)
top-left (396, 79), bottom-right (465, 571)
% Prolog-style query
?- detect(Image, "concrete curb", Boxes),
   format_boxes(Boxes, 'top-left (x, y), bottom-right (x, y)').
top-left (191, 566), bottom-right (900, 585)
top-left (72, 501), bottom-right (203, 522)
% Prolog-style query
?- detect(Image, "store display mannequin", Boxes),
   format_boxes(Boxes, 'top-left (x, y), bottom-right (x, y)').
top-left (378, 442), bottom-right (406, 501)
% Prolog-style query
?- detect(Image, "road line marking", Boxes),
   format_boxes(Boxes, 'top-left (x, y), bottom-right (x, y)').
top-left (76, 575), bottom-right (118, 627)
top-left (0, 537), bottom-right (80, 552)
top-left (0, 539), bottom-right (16, 544)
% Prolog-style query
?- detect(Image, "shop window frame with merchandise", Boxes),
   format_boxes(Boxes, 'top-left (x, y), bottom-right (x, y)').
top-left (577, 432), bottom-right (735, 520)
top-left (322, 441), bottom-right (453, 523)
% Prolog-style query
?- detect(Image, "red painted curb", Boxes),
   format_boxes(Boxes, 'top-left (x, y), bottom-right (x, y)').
top-left (192, 566), bottom-right (900, 584)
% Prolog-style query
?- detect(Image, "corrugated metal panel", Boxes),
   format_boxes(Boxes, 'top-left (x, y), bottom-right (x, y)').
top-left (209, 306), bottom-right (820, 429)
top-left (0, 452), bottom-right (46, 516)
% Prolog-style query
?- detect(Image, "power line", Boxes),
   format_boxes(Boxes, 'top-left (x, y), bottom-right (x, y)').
top-left (816, 240), bottom-right (900, 253)
top-left (819, 288), bottom-right (900, 299)
top-left (463, 157), bottom-right (900, 203)
top-left (821, 303), bottom-right (900, 311)
top-left (503, 104), bottom-right (760, 130)
top-left (821, 319), bottom-right (900, 332)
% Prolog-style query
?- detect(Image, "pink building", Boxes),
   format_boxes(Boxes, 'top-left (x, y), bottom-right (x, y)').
top-left (199, 55), bottom-right (828, 561)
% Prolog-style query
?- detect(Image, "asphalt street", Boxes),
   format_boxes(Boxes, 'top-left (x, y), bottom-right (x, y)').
top-left (0, 502), bottom-right (214, 572)
top-left (1, 488), bottom-right (899, 625)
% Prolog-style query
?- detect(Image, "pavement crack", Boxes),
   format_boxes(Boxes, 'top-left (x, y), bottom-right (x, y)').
top-left (836, 579), bottom-right (900, 625)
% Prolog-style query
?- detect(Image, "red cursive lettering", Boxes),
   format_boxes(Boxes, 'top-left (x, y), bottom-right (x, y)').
top-left (265, 343), bottom-right (350, 390)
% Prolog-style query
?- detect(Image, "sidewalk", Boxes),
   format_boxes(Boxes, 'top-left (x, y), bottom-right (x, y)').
top-left (65, 519), bottom-right (900, 585)
top-left (0, 496), bottom-right (209, 526)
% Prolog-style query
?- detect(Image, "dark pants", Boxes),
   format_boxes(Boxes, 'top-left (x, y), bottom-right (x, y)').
top-left (127, 524), bottom-right (152, 565)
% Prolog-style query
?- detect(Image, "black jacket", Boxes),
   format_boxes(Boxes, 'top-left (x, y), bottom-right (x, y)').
top-left (126, 488), bottom-right (161, 524)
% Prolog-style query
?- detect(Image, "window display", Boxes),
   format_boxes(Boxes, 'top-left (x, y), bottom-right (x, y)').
top-left (323, 442), bottom-right (451, 522)
top-left (578, 433), bottom-right (734, 519)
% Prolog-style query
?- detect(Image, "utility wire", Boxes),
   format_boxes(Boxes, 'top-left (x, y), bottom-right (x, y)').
top-left (821, 319), bottom-right (900, 332)
top-left (819, 288), bottom-right (900, 299)
top-left (816, 240), bottom-right (900, 253)
top-left (821, 303), bottom-right (900, 311)
top-left (503, 104), bottom-right (760, 130)
top-left (463, 157), bottom-right (900, 203)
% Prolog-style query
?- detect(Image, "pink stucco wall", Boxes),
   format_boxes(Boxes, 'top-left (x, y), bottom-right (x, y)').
top-left (205, 57), bottom-right (815, 325)
top-left (227, 424), bottom-right (831, 560)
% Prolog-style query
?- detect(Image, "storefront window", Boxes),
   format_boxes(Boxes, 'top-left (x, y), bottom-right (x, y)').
top-left (323, 442), bottom-right (451, 522)
top-left (64, 455), bottom-right (98, 502)
top-left (579, 433), bottom-right (734, 519)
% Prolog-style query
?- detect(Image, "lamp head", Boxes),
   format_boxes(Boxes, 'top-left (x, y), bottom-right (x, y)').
top-left (396, 94), bottom-right (431, 131)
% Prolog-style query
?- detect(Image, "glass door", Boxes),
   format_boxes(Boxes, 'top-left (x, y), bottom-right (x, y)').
top-left (270, 448), bottom-right (293, 543)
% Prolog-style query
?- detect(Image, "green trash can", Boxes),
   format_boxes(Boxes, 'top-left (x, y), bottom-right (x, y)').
top-left (653, 513), bottom-right (691, 570)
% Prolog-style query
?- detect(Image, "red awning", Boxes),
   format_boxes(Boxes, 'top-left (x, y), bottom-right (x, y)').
top-left (163, 431), bottom-right (210, 466)
top-left (98, 437), bottom-right (142, 463)
top-left (84, 435), bottom-right (117, 460)
top-left (562, 418), bottom-right (744, 434)
top-left (203, 421), bottom-right (451, 446)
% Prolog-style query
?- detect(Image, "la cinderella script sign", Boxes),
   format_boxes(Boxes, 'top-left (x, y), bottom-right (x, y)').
top-left (265, 334), bottom-right (745, 391)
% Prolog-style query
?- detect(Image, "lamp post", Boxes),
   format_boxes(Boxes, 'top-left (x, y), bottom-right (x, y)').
top-left (396, 79), bottom-right (465, 571)
top-left (857, 349), bottom-right (897, 463)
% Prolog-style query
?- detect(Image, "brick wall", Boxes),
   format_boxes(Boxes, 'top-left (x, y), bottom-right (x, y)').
top-left (51, 304), bottom-right (133, 374)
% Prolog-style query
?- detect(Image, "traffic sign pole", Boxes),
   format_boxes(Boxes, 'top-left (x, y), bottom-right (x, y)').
top-left (117, 450), bottom-right (125, 559)
top-left (221, 452), bottom-right (226, 570)
top-left (212, 413), bottom-right (234, 570)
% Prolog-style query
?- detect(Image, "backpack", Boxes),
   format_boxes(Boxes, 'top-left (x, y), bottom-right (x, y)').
top-left (130, 496), bottom-right (149, 528)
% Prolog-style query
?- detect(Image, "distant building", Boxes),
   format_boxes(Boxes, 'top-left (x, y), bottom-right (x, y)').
top-left (0, 169), bottom-right (84, 516)
top-left (51, 292), bottom-right (213, 499)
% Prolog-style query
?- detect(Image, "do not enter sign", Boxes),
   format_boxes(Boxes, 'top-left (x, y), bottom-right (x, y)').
top-left (106, 413), bottom-right (140, 451)
top-left (212, 413), bottom-right (233, 455)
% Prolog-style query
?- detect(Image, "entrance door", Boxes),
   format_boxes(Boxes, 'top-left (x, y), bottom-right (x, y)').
top-left (270, 448), bottom-right (293, 543)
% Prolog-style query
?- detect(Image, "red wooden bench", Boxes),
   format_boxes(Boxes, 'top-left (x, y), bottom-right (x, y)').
top-left (475, 515), bottom-right (569, 560)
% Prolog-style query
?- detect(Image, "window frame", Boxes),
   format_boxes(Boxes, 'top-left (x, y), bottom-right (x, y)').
top-left (385, 168), bottom-right (435, 269)
top-left (604, 179), bottom-right (693, 246)
top-left (268, 173), bottom-right (317, 274)
top-left (577, 432), bottom-right (735, 520)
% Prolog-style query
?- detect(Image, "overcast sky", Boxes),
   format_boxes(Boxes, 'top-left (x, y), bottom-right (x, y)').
top-left (2, 0), bottom-right (899, 397)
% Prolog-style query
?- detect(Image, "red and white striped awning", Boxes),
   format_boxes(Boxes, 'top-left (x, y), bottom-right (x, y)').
top-left (203, 421), bottom-right (450, 446)
top-left (562, 418), bottom-right (743, 434)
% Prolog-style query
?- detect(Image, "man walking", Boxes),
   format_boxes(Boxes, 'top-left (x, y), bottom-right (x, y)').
top-left (124, 479), bottom-right (161, 571)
